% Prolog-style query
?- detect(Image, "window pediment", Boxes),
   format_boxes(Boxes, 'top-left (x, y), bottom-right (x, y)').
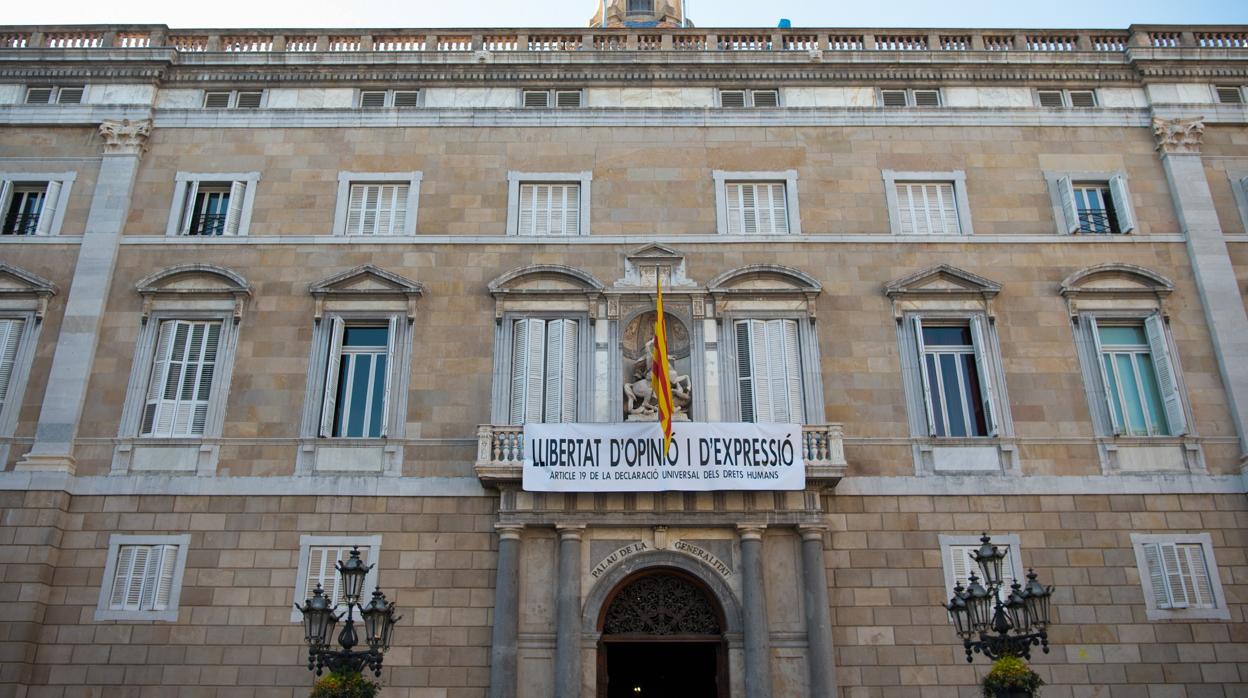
top-left (884, 264), bottom-right (1001, 318)
top-left (309, 264), bottom-right (424, 320)
top-left (489, 265), bottom-right (603, 318)
top-left (1059, 263), bottom-right (1173, 316)
top-left (615, 244), bottom-right (696, 290)
top-left (0, 263), bottom-right (57, 319)
top-left (136, 264), bottom-right (250, 321)
top-left (708, 264), bottom-right (821, 317)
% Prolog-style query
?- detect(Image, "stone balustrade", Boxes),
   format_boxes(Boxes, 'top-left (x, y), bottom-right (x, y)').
top-left (474, 422), bottom-right (847, 485)
top-left (1, 24), bottom-right (1246, 55)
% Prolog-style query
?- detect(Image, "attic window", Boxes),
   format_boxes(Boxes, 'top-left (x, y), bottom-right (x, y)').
top-left (522, 90), bottom-right (582, 108)
top-left (719, 89), bottom-right (780, 108)
top-left (358, 90), bottom-right (421, 108)
top-left (24, 86), bottom-right (84, 105)
top-left (1215, 85), bottom-right (1244, 104)
top-left (203, 90), bottom-right (264, 109)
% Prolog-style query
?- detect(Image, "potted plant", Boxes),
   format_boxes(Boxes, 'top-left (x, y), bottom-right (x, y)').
top-left (981, 656), bottom-right (1044, 698)
top-left (310, 671), bottom-right (382, 698)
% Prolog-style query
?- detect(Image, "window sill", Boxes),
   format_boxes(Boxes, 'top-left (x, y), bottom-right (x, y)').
top-left (1099, 437), bottom-right (1203, 474)
top-left (298, 440), bottom-right (401, 476)
top-left (916, 439), bottom-right (1016, 474)
top-left (1144, 606), bottom-right (1231, 622)
top-left (94, 607), bottom-right (180, 622)
top-left (0, 235), bottom-right (81, 243)
top-left (112, 440), bottom-right (217, 475)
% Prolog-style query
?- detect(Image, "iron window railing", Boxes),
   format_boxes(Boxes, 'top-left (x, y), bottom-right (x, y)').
top-left (1077, 208), bottom-right (1120, 234)
top-left (1, 212), bottom-right (41, 235)
top-left (187, 213), bottom-right (228, 236)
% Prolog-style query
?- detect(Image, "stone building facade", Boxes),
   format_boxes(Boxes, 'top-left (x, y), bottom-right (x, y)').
top-left (0, 4), bottom-right (1247, 697)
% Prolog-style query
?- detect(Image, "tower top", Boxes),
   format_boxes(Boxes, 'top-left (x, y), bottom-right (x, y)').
top-left (589, 0), bottom-right (691, 28)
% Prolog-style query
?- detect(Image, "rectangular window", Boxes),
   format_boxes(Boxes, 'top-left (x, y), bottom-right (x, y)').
top-left (96, 534), bottom-right (191, 622)
top-left (360, 90), bottom-right (388, 107)
top-left (947, 543), bottom-right (1016, 589)
top-left (517, 184), bottom-right (580, 236)
top-left (1037, 90), bottom-right (1065, 107)
top-left (304, 544), bottom-right (373, 607)
top-left (1131, 533), bottom-right (1227, 620)
top-left (24, 86), bottom-right (83, 105)
top-left (1072, 184), bottom-right (1121, 234)
top-left (881, 88), bottom-right (940, 107)
top-left (0, 318), bottom-right (26, 412)
top-left (346, 183), bottom-right (409, 236)
top-left (320, 320), bottom-right (395, 439)
top-left (140, 320), bottom-right (222, 438)
top-left (509, 318), bottom-right (578, 424)
top-left (358, 90), bottom-right (421, 108)
top-left (1215, 85), bottom-right (1244, 104)
top-left (1, 183), bottom-right (51, 235)
top-left (203, 90), bottom-right (263, 109)
top-left (734, 319), bottom-right (804, 423)
top-left (1091, 317), bottom-right (1186, 436)
top-left (109, 544), bottom-right (179, 612)
top-left (719, 89), bottom-right (779, 108)
top-left (173, 178), bottom-right (252, 236)
top-left (1054, 174), bottom-right (1134, 235)
top-left (914, 318), bottom-right (997, 437)
top-left (895, 182), bottom-right (960, 235)
top-left (726, 182), bottom-right (788, 234)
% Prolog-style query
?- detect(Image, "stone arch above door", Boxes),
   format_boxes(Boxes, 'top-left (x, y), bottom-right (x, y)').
top-left (581, 550), bottom-right (743, 638)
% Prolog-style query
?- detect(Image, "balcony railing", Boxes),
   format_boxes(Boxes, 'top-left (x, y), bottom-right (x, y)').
top-left (474, 422), bottom-right (847, 485)
top-left (1, 212), bottom-right (41, 235)
top-left (0, 25), bottom-right (1243, 55)
top-left (1077, 209), bottom-right (1121, 235)
top-left (186, 213), bottom-right (228, 236)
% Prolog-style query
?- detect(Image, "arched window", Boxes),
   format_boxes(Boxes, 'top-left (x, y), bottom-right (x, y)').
top-left (627, 0), bottom-right (654, 14)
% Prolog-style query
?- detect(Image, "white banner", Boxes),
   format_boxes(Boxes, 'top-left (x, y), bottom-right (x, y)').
top-left (522, 422), bottom-right (805, 492)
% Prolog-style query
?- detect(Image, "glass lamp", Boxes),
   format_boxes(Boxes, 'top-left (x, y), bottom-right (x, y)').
top-left (1023, 569), bottom-right (1053, 628)
top-left (970, 533), bottom-right (1006, 589)
top-left (964, 572), bottom-right (993, 634)
top-left (945, 583), bottom-right (973, 640)
top-left (361, 588), bottom-right (400, 652)
top-left (336, 547), bottom-right (374, 604)
top-left (297, 584), bottom-right (335, 647)
top-left (1004, 582), bottom-right (1029, 631)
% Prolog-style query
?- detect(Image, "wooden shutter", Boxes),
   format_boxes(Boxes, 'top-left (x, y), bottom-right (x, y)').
top-left (782, 319), bottom-right (803, 423)
top-left (543, 319), bottom-right (578, 423)
top-left (912, 317), bottom-right (937, 436)
top-left (561, 185), bottom-right (580, 236)
top-left (1109, 175), bottom-right (1135, 233)
top-left (509, 319), bottom-right (546, 423)
top-left (179, 181), bottom-right (200, 235)
top-left (346, 184), bottom-right (367, 235)
top-left (897, 184), bottom-right (916, 235)
top-left (748, 183), bottom-right (788, 234)
top-left (0, 319), bottom-right (24, 408)
top-left (1159, 542), bottom-right (1189, 608)
top-left (1086, 316), bottom-right (1123, 435)
top-left (934, 183), bottom-right (959, 234)
top-left (950, 543), bottom-right (1014, 588)
top-left (750, 320), bottom-right (774, 422)
top-left (141, 321), bottom-right (177, 436)
top-left (189, 322), bottom-right (220, 435)
top-left (735, 321), bottom-right (755, 422)
top-left (390, 184), bottom-right (409, 235)
top-left (1057, 176), bottom-right (1080, 234)
top-left (168, 322), bottom-right (198, 436)
top-left (1142, 542), bottom-right (1172, 609)
top-left (726, 184), bottom-right (745, 234)
top-left (113, 545), bottom-right (150, 610)
top-left (1180, 544), bottom-right (1215, 608)
top-left (518, 184), bottom-right (535, 236)
top-left (319, 317), bottom-right (345, 437)
top-left (0, 181), bottom-right (12, 226)
top-left (223, 181), bottom-right (246, 235)
top-left (970, 315), bottom-right (999, 436)
top-left (110, 545), bottom-right (137, 609)
top-left (152, 545), bottom-right (178, 610)
top-left (305, 546), bottom-right (331, 604)
top-left (379, 316), bottom-right (397, 437)
top-left (1144, 314), bottom-right (1186, 436)
top-left (33, 180), bottom-right (60, 235)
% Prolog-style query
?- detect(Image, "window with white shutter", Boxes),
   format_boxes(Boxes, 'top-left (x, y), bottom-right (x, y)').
top-left (167, 173), bottom-right (258, 237)
top-left (509, 318), bottom-right (578, 424)
top-left (319, 322), bottom-right (394, 438)
top-left (895, 182), bottom-right (961, 235)
top-left (346, 183), bottom-right (409, 236)
top-left (734, 319), bottom-right (804, 423)
top-left (913, 319), bottom-right (997, 437)
top-left (140, 320), bottom-right (222, 438)
top-left (517, 184), bottom-right (580, 236)
top-left (0, 318), bottom-right (26, 413)
top-left (1132, 533), bottom-right (1227, 621)
top-left (96, 534), bottom-right (190, 621)
top-left (291, 535), bottom-right (383, 622)
top-left (1090, 317), bottom-right (1186, 437)
top-left (947, 544), bottom-right (1017, 589)
top-left (726, 182), bottom-right (789, 235)
top-left (0, 174), bottom-right (74, 237)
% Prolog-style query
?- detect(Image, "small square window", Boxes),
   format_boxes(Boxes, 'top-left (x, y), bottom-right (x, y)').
top-left (880, 89), bottom-right (909, 107)
top-left (291, 535), bottom-right (382, 622)
top-left (393, 90), bottom-right (420, 107)
top-left (203, 91), bottom-right (232, 108)
top-left (912, 89), bottom-right (941, 107)
top-left (57, 87), bottom-right (85, 104)
top-left (1068, 90), bottom-right (1096, 107)
top-left (0, 174), bottom-right (74, 237)
top-left (1215, 85), bottom-right (1244, 104)
top-left (523, 90), bottom-right (551, 108)
top-left (235, 91), bottom-right (262, 109)
top-left (1131, 533), bottom-right (1229, 621)
top-left (360, 90), bottom-right (388, 108)
top-left (203, 90), bottom-right (264, 109)
top-left (881, 88), bottom-right (941, 108)
top-left (523, 89), bottom-right (582, 108)
top-left (506, 172), bottom-right (592, 236)
top-left (346, 183), bottom-right (410, 236)
top-left (95, 535), bottom-right (191, 622)
top-left (24, 87), bottom-right (53, 104)
top-left (713, 170), bottom-right (801, 236)
top-left (1037, 90), bottom-right (1065, 107)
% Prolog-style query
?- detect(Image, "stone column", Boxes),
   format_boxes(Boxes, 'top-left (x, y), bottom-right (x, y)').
top-left (489, 524), bottom-right (523, 698)
top-left (554, 524), bottom-right (585, 698)
top-left (738, 525), bottom-right (771, 698)
top-left (17, 119), bottom-right (152, 473)
top-left (799, 525), bottom-right (837, 697)
top-left (1153, 116), bottom-right (1248, 467)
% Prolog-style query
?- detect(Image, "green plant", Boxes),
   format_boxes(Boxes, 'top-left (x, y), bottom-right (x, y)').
top-left (310, 671), bottom-right (382, 698)
top-left (981, 656), bottom-right (1044, 697)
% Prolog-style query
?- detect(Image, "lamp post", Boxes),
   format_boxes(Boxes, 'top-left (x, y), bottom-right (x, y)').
top-left (295, 546), bottom-right (401, 677)
top-left (944, 533), bottom-right (1054, 663)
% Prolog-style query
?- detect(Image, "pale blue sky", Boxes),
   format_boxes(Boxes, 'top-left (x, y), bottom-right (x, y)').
top-left (4, 0), bottom-right (1246, 29)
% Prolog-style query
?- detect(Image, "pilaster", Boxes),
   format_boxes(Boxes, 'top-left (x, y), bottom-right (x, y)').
top-left (1152, 116), bottom-right (1248, 475)
top-left (554, 524), bottom-right (585, 698)
top-left (799, 525), bottom-right (837, 697)
top-left (489, 524), bottom-right (524, 698)
top-left (738, 524), bottom-right (771, 698)
top-left (16, 119), bottom-right (152, 474)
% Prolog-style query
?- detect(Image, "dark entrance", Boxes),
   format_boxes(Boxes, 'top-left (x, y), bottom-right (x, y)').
top-left (597, 569), bottom-right (727, 698)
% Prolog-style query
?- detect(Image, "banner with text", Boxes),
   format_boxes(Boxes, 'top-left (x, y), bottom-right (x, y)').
top-left (522, 422), bottom-right (805, 492)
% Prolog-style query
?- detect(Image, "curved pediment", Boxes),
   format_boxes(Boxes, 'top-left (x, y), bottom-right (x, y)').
top-left (489, 264), bottom-right (604, 296)
top-left (137, 264), bottom-right (250, 296)
top-left (1060, 263), bottom-right (1173, 297)
top-left (883, 264), bottom-right (1001, 300)
top-left (707, 264), bottom-right (821, 294)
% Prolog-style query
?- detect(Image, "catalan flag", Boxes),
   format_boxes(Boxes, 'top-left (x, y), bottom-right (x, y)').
top-left (650, 276), bottom-right (676, 455)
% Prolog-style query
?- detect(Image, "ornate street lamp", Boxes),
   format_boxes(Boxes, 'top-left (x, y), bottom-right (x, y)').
top-left (943, 533), bottom-right (1055, 663)
top-left (295, 547), bottom-right (401, 677)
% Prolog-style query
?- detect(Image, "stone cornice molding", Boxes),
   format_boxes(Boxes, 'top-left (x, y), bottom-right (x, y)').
top-left (97, 118), bottom-right (152, 155)
top-left (1153, 115), bottom-right (1205, 154)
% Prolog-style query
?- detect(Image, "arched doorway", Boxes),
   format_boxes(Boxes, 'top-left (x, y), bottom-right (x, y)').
top-left (597, 568), bottom-right (727, 698)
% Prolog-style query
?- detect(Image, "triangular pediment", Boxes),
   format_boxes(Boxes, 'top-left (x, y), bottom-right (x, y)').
top-left (615, 243), bottom-right (696, 289)
top-left (884, 265), bottom-right (1001, 299)
top-left (0, 263), bottom-right (57, 297)
top-left (627, 243), bottom-right (683, 262)
top-left (310, 265), bottom-right (424, 297)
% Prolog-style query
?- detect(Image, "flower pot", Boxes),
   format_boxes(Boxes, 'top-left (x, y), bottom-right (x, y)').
top-left (991, 690), bottom-right (1033, 698)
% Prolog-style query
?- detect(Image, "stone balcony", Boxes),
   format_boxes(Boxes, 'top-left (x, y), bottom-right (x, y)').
top-left (474, 422), bottom-right (847, 488)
